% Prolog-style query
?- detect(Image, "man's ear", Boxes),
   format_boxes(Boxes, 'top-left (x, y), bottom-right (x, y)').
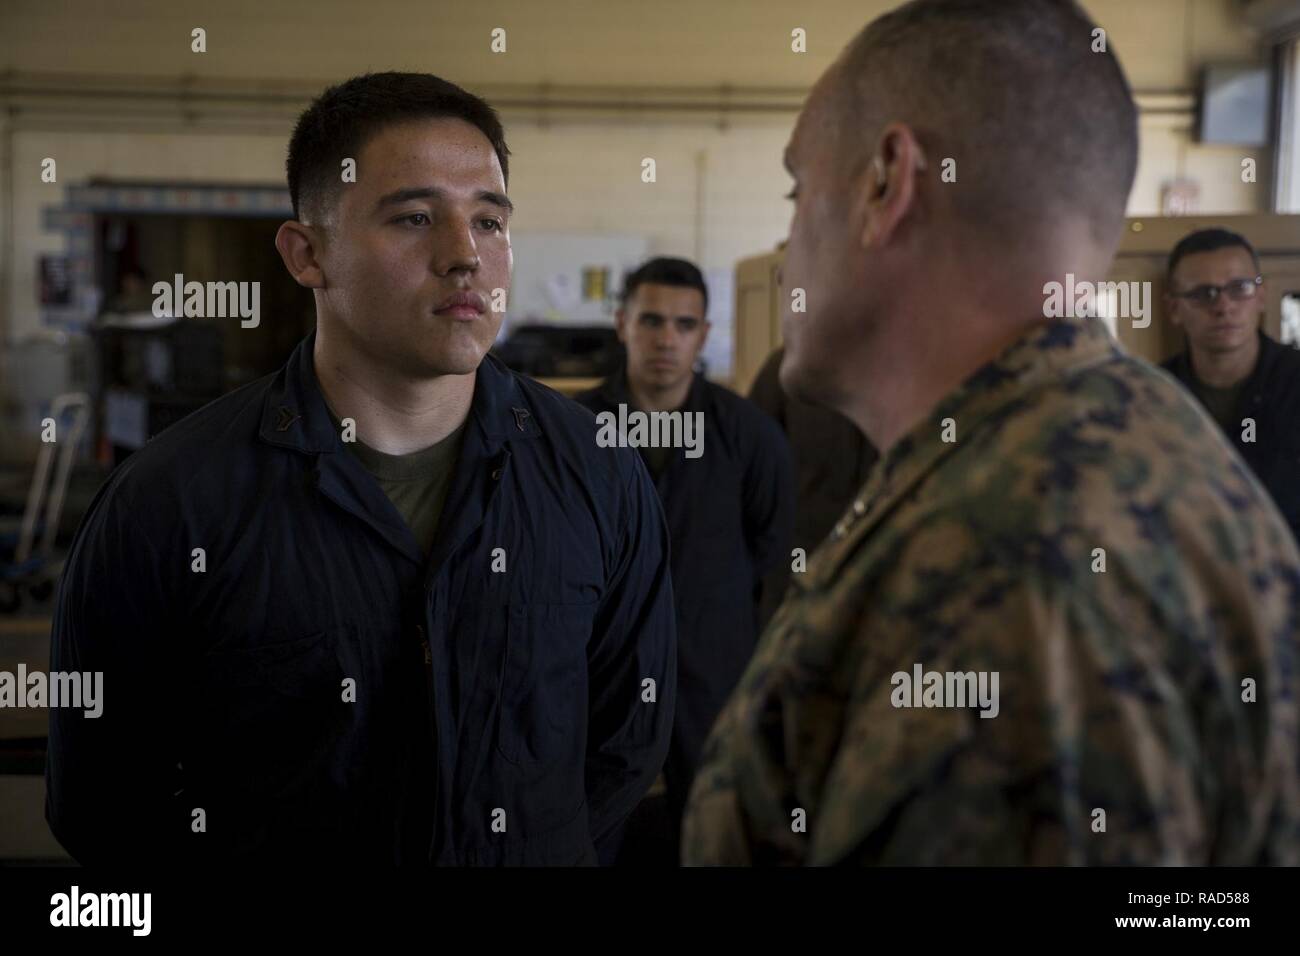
top-left (275, 220), bottom-right (326, 289)
top-left (858, 122), bottom-right (925, 250)
top-left (614, 307), bottom-right (628, 344)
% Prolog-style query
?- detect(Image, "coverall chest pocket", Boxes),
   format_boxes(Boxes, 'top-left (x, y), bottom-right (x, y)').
top-left (496, 604), bottom-right (594, 767)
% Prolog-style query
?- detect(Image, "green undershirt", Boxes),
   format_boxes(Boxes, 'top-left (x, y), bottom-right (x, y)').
top-left (326, 405), bottom-right (467, 557)
top-left (1191, 378), bottom-right (1244, 434)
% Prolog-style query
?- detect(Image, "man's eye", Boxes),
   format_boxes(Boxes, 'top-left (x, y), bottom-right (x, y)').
top-left (401, 213), bottom-right (430, 226)
top-left (479, 218), bottom-right (503, 232)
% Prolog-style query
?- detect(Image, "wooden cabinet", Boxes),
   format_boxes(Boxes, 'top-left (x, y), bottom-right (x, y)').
top-left (732, 247), bottom-right (784, 395)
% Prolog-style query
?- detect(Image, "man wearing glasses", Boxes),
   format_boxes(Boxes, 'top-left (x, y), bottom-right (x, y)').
top-left (1162, 228), bottom-right (1300, 543)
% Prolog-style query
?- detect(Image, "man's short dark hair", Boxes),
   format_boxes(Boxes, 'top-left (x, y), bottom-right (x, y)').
top-left (620, 257), bottom-right (709, 314)
top-left (286, 71), bottom-right (510, 222)
top-left (832, 0), bottom-right (1138, 250)
top-left (1167, 228), bottom-right (1261, 281)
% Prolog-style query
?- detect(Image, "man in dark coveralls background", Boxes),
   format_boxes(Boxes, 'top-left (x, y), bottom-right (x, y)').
top-left (577, 257), bottom-right (792, 862)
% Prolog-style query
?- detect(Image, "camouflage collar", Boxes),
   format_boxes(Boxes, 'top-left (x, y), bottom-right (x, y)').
top-left (803, 316), bottom-right (1121, 589)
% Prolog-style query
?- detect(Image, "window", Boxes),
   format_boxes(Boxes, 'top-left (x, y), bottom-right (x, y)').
top-left (1280, 291), bottom-right (1300, 345)
top-left (1276, 37), bottom-right (1300, 211)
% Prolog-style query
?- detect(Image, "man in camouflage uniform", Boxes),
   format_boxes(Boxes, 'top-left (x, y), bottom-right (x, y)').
top-left (683, 0), bottom-right (1300, 866)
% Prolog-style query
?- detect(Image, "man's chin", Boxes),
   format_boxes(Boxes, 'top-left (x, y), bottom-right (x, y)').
top-left (1199, 328), bottom-right (1253, 354)
top-left (431, 352), bottom-right (486, 377)
top-left (401, 342), bottom-right (488, 379)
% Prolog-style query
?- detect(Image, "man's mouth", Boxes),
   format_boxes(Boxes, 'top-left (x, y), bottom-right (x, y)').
top-left (434, 291), bottom-right (487, 319)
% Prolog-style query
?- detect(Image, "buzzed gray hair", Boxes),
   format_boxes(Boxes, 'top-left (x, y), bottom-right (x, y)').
top-left (831, 0), bottom-right (1138, 252)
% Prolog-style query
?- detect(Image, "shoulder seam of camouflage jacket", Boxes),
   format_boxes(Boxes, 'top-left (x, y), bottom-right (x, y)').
top-left (802, 317), bottom-right (1119, 590)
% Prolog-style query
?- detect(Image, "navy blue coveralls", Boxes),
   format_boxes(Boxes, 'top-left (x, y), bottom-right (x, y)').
top-left (1163, 330), bottom-right (1300, 545)
top-left (46, 330), bottom-right (677, 865)
top-left (576, 368), bottom-right (792, 840)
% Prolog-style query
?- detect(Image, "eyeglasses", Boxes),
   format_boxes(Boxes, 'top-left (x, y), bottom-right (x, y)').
top-left (1171, 275), bottom-right (1263, 307)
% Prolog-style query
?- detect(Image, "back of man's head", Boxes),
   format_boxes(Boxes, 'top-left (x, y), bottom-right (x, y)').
top-left (831, 0), bottom-right (1137, 257)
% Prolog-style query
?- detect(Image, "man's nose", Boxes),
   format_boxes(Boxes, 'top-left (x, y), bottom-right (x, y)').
top-left (434, 220), bottom-right (480, 275)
